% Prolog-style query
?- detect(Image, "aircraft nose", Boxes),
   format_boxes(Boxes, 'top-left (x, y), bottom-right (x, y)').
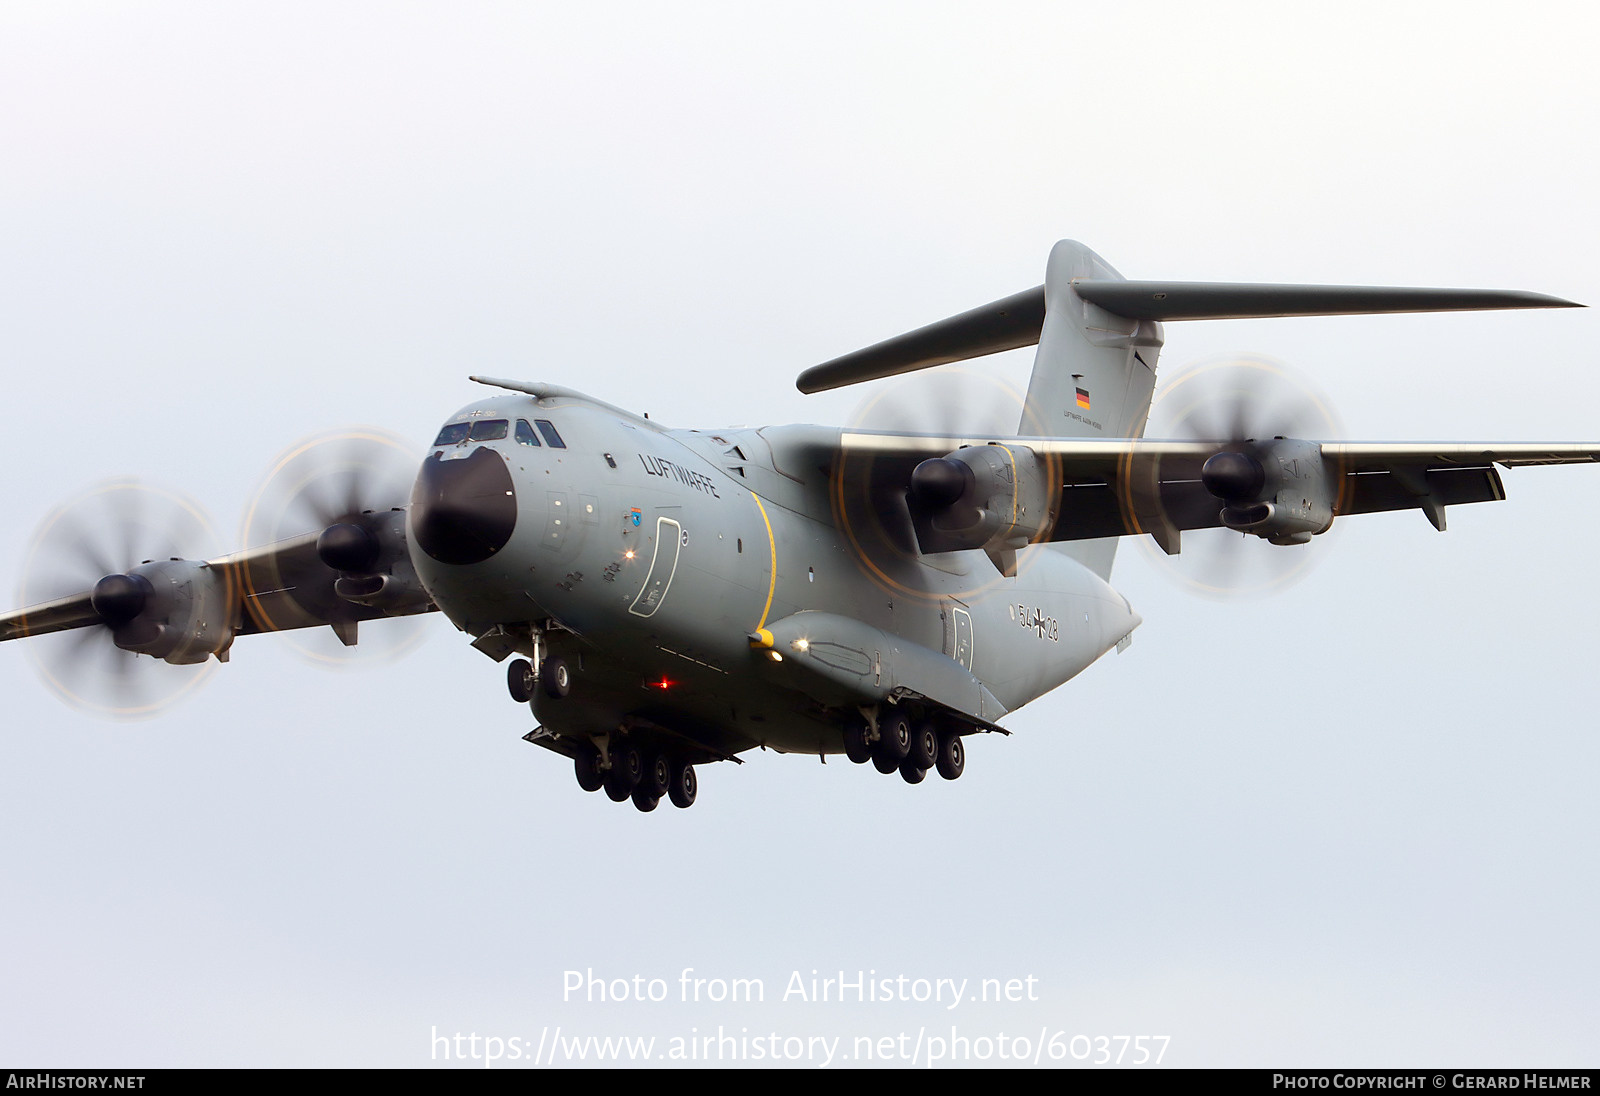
top-left (410, 448), bottom-right (518, 565)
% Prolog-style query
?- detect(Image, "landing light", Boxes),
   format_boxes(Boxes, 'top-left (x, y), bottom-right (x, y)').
top-left (793, 638), bottom-right (810, 653)
top-left (766, 650), bottom-right (784, 662)
top-left (624, 549), bottom-right (636, 560)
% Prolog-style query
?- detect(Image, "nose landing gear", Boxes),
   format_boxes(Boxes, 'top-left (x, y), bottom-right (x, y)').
top-left (506, 655), bottom-right (571, 704)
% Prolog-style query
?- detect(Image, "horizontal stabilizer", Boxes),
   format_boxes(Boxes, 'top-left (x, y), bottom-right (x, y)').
top-left (797, 287), bottom-right (1044, 394)
top-left (798, 278), bottom-right (1581, 394)
top-left (1073, 281), bottom-right (1582, 322)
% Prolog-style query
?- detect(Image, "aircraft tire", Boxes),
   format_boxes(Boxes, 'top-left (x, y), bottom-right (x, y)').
top-left (871, 752), bottom-right (900, 775)
top-left (909, 720), bottom-right (939, 770)
top-left (668, 760), bottom-right (697, 808)
top-left (641, 753), bottom-right (671, 799)
top-left (507, 658), bottom-right (534, 704)
top-left (842, 720), bottom-right (872, 764)
top-left (574, 747), bottom-right (604, 792)
top-left (936, 732), bottom-right (965, 781)
top-left (899, 760), bottom-right (927, 784)
top-left (542, 657), bottom-right (571, 698)
top-left (875, 711), bottom-right (912, 765)
top-left (604, 742), bottom-right (641, 802)
top-left (631, 787), bottom-right (660, 812)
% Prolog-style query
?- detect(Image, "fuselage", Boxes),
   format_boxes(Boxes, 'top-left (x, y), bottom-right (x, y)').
top-left (406, 390), bottom-right (1140, 759)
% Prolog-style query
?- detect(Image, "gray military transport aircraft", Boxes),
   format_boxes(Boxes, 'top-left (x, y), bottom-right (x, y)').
top-left (4, 240), bottom-right (1594, 811)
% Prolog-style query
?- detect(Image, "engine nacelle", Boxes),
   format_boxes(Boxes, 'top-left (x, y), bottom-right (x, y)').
top-left (96, 559), bottom-right (236, 664)
top-left (908, 444), bottom-right (1053, 561)
top-left (319, 509), bottom-right (433, 614)
top-left (1202, 439), bottom-right (1335, 545)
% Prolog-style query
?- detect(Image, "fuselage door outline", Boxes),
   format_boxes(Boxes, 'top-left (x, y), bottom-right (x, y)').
top-left (951, 606), bottom-right (975, 671)
top-left (628, 516), bottom-right (683, 618)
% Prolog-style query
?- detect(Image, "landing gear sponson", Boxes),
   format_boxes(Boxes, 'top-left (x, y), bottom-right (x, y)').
top-left (514, 659), bottom-right (968, 805)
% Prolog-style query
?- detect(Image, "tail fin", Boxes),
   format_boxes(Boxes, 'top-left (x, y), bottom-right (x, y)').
top-left (1023, 241), bottom-right (1165, 579)
top-left (1019, 240), bottom-right (1165, 440)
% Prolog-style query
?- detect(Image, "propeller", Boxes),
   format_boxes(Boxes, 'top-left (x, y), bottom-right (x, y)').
top-left (1136, 354), bottom-right (1345, 598)
top-left (836, 365), bottom-right (1039, 601)
top-left (240, 428), bottom-right (426, 666)
top-left (17, 480), bottom-right (221, 719)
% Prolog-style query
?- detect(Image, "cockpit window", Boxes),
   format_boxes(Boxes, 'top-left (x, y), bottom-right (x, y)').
top-left (515, 419), bottom-right (542, 447)
top-left (432, 422), bottom-right (470, 446)
top-left (468, 419), bottom-right (509, 442)
top-left (535, 419), bottom-right (567, 448)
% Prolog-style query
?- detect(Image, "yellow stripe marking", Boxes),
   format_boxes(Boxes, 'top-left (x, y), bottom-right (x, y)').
top-left (751, 492), bottom-right (777, 630)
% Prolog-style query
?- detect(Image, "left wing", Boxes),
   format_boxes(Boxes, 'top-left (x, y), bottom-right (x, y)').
top-left (823, 430), bottom-right (1600, 561)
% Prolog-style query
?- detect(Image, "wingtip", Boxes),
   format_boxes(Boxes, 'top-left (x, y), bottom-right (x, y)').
top-left (1510, 291), bottom-right (1585, 309)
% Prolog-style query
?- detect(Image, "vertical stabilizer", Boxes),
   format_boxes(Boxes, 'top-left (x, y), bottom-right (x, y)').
top-left (1021, 241), bottom-right (1164, 579)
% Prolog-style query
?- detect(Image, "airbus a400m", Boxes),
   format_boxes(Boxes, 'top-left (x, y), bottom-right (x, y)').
top-left (5, 240), bottom-right (1593, 812)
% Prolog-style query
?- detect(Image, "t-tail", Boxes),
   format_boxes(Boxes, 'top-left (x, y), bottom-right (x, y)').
top-left (796, 240), bottom-right (1581, 580)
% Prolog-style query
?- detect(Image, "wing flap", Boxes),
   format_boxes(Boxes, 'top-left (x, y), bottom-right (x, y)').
top-left (1326, 442), bottom-right (1600, 469)
top-left (1342, 466), bottom-right (1505, 518)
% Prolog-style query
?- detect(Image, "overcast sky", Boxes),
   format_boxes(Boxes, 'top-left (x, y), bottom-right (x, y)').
top-left (2, 1), bottom-right (1597, 1068)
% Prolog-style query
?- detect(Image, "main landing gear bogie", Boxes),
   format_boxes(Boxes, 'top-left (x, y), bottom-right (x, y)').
top-left (514, 654), bottom-right (694, 811)
top-left (845, 709), bottom-right (970, 785)
top-left (572, 739), bottom-right (700, 812)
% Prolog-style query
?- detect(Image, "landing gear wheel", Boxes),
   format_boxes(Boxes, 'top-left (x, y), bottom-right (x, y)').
top-left (574, 746), bottom-right (604, 793)
top-left (542, 657), bottom-right (571, 699)
top-left (873, 711), bottom-right (911, 770)
top-left (842, 719), bottom-right (872, 764)
top-left (604, 742), bottom-right (641, 802)
top-left (668, 760), bottom-right (697, 809)
top-left (641, 753), bottom-right (671, 799)
top-left (936, 731), bottom-right (965, 780)
top-left (507, 658), bottom-right (534, 704)
top-left (631, 787), bottom-right (660, 812)
top-left (899, 760), bottom-right (927, 784)
top-left (908, 720), bottom-right (939, 770)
